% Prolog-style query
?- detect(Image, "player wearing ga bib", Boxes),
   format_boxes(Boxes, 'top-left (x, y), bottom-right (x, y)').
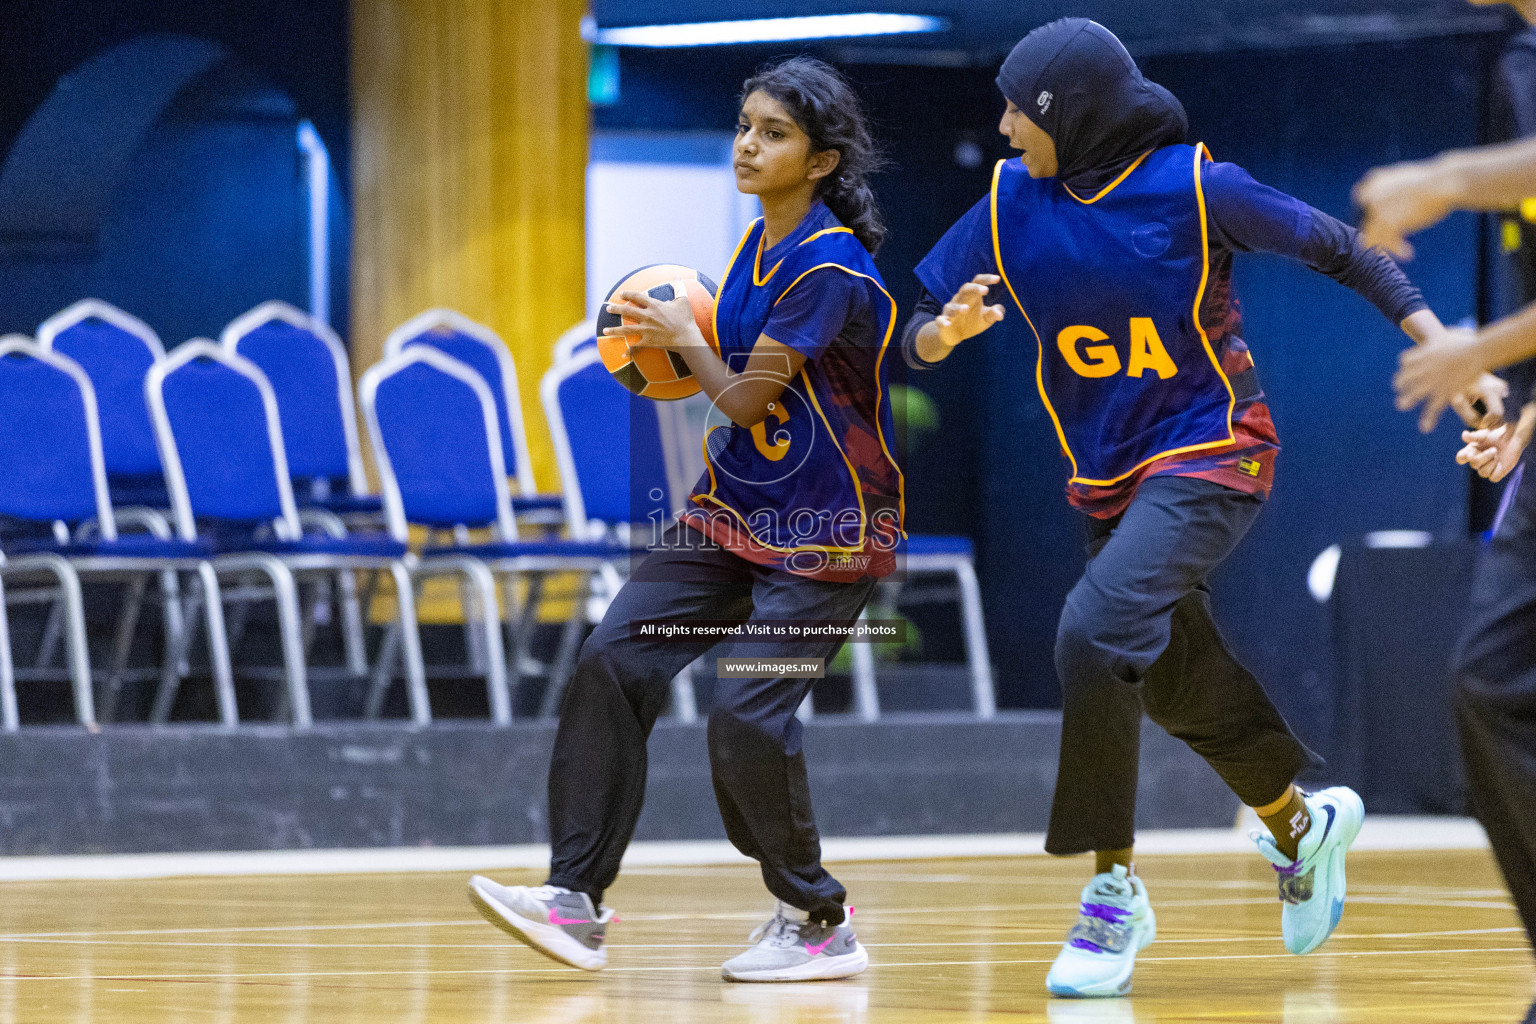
top-left (682, 200), bottom-right (905, 582)
top-left (898, 18), bottom-right (1465, 999)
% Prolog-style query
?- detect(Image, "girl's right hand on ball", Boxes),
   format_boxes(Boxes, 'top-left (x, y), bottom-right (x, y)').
top-left (936, 274), bottom-right (1005, 349)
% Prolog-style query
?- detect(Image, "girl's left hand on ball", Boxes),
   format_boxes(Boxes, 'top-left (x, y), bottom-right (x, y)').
top-left (605, 281), bottom-right (706, 351)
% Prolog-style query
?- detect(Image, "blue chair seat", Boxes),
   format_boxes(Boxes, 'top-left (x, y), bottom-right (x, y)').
top-left (421, 539), bottom-right (629, 561)
top-left (301, 492), bottom-right (384, 515)
top-left (902, 534), bottom-right (975, 559)
top-left (5, 535), bottom-right (213, 559)
top-left (511, 493), bottom-right (566, 513)
top-left (237, 534), bottom-right (409, 558)
top-left (107, 474), bottom-right (171, 509)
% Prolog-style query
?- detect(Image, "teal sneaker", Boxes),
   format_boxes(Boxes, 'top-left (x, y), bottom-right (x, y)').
top-left (1045, 864), bottom-right (1156, 998)
top-left (1251, 786), bottom-right (1365, 955)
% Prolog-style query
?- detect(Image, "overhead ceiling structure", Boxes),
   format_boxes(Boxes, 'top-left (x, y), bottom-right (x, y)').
top-left (588, 0), bottom-right (1509, 63)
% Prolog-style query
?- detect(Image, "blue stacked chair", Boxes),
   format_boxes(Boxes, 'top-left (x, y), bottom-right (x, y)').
top-left (360, 345), bottom-right (627, 723)
top-left (37, 299), bottom-right (169, 507)
top-left (147, 340), bottom-right (427, 727)
top-left (539, 345), bottom-right (698, 719)
top-left (0, 337), bottom-right (214, 729)
top-left (384, 309), bottom-right (563, 519)
top-left (222, 300), bottom-right (376, 678)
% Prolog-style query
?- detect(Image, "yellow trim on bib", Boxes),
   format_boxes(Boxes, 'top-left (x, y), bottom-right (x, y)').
top-left (991, 147), bottom-right (1240, 488)
top-left (696, 226), bottom-right (903, 554)
top-left (752, 225), bottom-right (856, 286)
top-left (1061, 149), bottom-right (1153, 205)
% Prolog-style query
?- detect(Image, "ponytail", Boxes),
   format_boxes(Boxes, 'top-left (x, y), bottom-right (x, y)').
top-left (741, 57), bottom-right (887, 254)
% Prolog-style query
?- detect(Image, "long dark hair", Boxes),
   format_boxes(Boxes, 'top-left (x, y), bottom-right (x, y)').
top-left (741, 57), bottom-right (887, 254)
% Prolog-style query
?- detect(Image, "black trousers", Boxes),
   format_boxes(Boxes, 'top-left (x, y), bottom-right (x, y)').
top-left (1046, 476), bottom-right (1316, 855)
top-left (545, 524), bottom-right (875, 925)
top-left (1453, 465), bottom-right (1536, 947)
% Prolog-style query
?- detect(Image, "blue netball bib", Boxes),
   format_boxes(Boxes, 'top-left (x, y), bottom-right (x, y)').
top-left (991, 144), bottom-right (1236, 485)
top-left (690, 207), bottom-right (901, 563)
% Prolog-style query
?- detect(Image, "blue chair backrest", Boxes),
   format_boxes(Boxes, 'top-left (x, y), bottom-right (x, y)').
top-left (38, 301), bottom-right (164, 477)
top-left (544, 348), bottom-right (671, 529)
top-left (149, 341), bottom-right (296, 536)
top-left (385, 310), bottom-right (531, 492)
top-left (361, 348), bottom-right (515, 538)
top-left (0, 339), bottom-right (112, 528)
top-left (223, 302), bottom-right (359, 489)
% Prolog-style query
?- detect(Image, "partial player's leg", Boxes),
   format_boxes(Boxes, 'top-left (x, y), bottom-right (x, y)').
top-left (1138, 580), bottom-right (1355, 957)
top-left (469, 526), bottom-right (752, 969)
top-left (711, 568), bottom-right (876, 982)
top-left (1044, 477), bottom-right (1335, 997)
top-left (1452, 470), bottom-right (1536, 946)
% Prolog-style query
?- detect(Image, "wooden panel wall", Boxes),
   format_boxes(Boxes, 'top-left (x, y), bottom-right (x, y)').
top-left (350, 0), bottom-right (588, 489)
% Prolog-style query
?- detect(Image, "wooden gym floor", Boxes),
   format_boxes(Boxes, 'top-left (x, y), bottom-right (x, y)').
top-left (0, 848), bottom-right (1529, 1023)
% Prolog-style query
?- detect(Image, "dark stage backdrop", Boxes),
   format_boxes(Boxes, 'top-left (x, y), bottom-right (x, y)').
top-left (598, 33), bottom-right (1497, 743)
top-left (0, 0), bottom-right (350, 345)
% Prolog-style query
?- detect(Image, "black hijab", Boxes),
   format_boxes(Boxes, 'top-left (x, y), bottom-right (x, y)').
top-left (995, 18), bottom-right (1188, 196)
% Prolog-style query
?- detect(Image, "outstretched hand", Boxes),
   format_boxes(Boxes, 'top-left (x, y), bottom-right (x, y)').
top-left (936, 274), bottom-right (1005, 349)
top-left (1353, 159), bottom-right (1455, 261)
top-left (1395, 326), bottom-right (1505, 432)
top-left (1457, 405), bottom-right (1535, 483)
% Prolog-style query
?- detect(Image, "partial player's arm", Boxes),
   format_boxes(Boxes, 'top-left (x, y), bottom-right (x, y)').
top-left (1457, 401), bottom-right (1536, 484)
top-left (903, 196), bottom-right (1002, 369)
top-left (1203, 160), bottom-right (1505, 429)
top-left (1354, 135), bottom-right (1536, 259)
top-left (1396, 303), bottom-right (1536, 431)
top-left (910, 275), bottom-right (1006, 365)
top-left (607, 285), bottom-right (805, 429)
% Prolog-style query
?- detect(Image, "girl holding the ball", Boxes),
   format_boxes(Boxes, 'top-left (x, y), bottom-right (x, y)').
top-left (903, 18), bottom-right (1508, 999)
top-left (470, 56), bottom-right (902, 983)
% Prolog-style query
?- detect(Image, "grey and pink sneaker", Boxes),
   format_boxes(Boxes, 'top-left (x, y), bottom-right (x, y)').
top-left (467, 876), bottom-right (614, 971)
top-left (721, 901), bottom-right (868, 982)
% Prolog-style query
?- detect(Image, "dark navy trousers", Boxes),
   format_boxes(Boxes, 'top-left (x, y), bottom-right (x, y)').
top-left (1453, 466), bottom-right (1536, 949)
top-left (546, 524), bottom-right (873, 925)
top-left (1046, 475), bottom-right (1316, 855)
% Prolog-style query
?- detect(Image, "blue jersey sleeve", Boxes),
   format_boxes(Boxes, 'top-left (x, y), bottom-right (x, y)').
top-left (761, 266), bottom-right (862, 361)
top-left (914, 195), bottom-right (998, 303)
top-left (1202, 160), bottom-right (1425, 324)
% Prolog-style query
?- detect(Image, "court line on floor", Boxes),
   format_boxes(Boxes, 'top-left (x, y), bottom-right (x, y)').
top-left (0, 895), bottom-right (1515, 941)
top-left (1, 944), bottom-right (1530, 983)
top-left (0, 818), bottom-right (1488, 881)
top-left (1, 925), bottom-right (1519, 951)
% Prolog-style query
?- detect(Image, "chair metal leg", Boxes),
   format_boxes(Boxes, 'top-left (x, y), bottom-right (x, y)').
top-left (13, 555), bottom-right (95, 728)
top-left (299, 576), bottom-right (323, 660)
top-left (464, 563), bottom-right (510, 725)
top-left (0, 572), bottom-right (17, 732)
top-left (954, 560), bottom-right (996, 719)
top-left (153, 590), bottom-right (200, 724)
top-left (850, 607), bottom-right (879, 722)
top-left (459, 573), bottom-right (488, 675)
top-left (237, 557), bottom-right (310, 729)
top-left (155, 571), bottom-right (184, 723)
top-left (198, 562), bottom-right (239, 727)
top-left (389, 562), bottom-right (430, 727)
top-left (539, 569), bottom-right (593, 719)
top-left (35, 598), bottom-right (63, 672)
top-left (365, 621), bottom-right (400, 720)
top-left (101, 574), bottom-right (149, 723)
top-left (159, 567), bottom-right (188, 676)
top-left (338, 569), bottom-right (368, 677)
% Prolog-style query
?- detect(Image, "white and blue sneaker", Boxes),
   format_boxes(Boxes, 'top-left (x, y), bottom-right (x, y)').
top-left (1046, 865), bottom-right (1156, 998)
top-left (1251, 785), bottom-right (1365, 955)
